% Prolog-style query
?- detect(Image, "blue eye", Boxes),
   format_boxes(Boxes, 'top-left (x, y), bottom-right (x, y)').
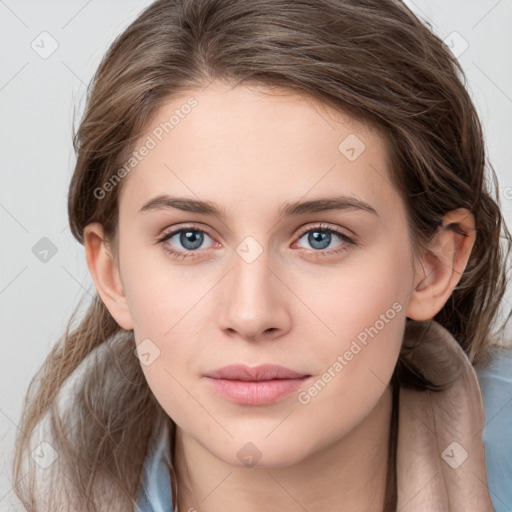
top-left (157, 226), bottom-right (214, 259)
top-left (157, 223), bottom-right (356, 261)
top-left (298, 229), bottom-right (338, 250)
top-left (294, 224), bottom-right (355, 254)
top-left (169, 229), bottom-right (205, 251)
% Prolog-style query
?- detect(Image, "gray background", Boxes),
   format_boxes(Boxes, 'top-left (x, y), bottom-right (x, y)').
top-left (1, 0), bottom-right (511, 507)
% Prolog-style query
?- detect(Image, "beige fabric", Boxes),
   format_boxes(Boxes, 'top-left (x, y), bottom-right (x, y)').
top-left (396, 320), bottom-right (494, 511)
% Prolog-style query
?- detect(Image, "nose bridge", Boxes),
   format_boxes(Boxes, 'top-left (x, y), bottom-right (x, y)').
top-left (217, 237), bottom-right (290, 340)
top-left (233, 245), bottom-right (273, 304)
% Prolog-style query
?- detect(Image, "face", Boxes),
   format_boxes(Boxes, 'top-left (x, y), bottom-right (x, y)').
top-left (114, 81), bottom-right (416, 468)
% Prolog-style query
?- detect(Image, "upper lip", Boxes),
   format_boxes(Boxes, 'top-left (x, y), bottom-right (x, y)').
top-left (204, 364), bottom-right (309, 381)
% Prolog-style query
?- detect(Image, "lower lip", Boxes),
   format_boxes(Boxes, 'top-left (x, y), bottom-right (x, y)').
top-left (205, 376), bottom-right (310, 405)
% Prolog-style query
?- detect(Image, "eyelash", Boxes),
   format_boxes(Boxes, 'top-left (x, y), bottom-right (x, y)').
top-left (156, 223), bottom-right (356, 261)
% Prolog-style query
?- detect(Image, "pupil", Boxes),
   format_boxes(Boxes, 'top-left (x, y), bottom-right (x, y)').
top-left (181, 230), bottom-right (203, 250)
top-left (309, 230), bottom-right (330, 250)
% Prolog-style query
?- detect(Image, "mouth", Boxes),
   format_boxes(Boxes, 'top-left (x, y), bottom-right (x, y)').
top-left (203, 364), bottom-right (311, 405)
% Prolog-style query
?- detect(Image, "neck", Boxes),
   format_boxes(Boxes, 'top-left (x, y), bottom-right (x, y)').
top-left (173, 384), bottom-right (394, 512)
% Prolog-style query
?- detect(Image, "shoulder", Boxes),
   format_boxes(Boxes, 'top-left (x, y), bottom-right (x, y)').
top-left (476, 345), bottom-right (512, 512)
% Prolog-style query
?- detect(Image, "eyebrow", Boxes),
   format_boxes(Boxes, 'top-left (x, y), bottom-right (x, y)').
top-left (137, 194), bottom-right (378, 218)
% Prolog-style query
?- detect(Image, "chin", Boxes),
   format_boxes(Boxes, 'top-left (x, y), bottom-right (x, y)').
top-left (208, 436), bottom-right (312, 470)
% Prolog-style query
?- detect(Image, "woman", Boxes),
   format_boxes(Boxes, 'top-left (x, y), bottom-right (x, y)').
top-left (11, 0), bottom-right (512, 510)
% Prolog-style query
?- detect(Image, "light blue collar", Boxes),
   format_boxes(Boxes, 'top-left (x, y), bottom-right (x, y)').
top-left (135, 417), bottom-right (175, 512)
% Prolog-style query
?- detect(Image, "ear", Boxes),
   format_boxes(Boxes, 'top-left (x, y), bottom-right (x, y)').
top-left (84, 222), bottom-right (134, 330)
top-left (406, 208), bottom-right (476, 322)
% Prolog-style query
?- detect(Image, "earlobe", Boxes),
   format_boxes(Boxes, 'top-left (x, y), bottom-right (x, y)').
top-left (406, 208), bottom-right (476, 322)
top-left (84, 222), bottom-right (134, 331)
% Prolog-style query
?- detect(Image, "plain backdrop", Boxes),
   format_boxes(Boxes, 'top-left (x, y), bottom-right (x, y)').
top-left (1, 0), bottom-right (511, 507)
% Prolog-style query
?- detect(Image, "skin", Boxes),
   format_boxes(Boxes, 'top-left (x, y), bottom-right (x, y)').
top-left (84, 81), bottom-right (476, 511)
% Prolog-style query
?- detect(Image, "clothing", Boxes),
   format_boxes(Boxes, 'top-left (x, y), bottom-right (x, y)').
top-left (477, 344), bottom-right (512, 511)
top-left (135, 320), bottom-right (512, 512)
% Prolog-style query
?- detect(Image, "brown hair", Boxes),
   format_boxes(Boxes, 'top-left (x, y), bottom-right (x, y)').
top-left (12, 0), bottom-right (511, 510)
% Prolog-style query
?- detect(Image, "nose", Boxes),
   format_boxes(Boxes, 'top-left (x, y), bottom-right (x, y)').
top-left (217, 247), bottom-right (292, 342)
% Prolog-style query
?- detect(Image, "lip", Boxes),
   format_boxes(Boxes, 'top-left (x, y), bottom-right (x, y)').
top-left (204, 364), bottom-right (311, 406)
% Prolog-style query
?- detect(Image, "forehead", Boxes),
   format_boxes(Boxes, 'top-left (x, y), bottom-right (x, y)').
top-left (117, 82), bottom-right (399, 221)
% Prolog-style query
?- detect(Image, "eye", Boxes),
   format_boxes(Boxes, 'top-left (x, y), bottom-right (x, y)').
top-left (293, 223), bottom-right (356, 256)
top-left (157, 225), bottom-right (217, 260)
top-left (157, 222), bottom-right (356, 261)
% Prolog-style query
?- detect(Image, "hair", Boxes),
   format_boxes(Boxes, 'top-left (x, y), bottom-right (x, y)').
top-left (12, 0), bottom-right (512, 510)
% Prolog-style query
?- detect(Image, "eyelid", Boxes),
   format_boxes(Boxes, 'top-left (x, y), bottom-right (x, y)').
top-left (157, 223), bottom-right (218, 245)
top-left (158, 222), bottom-right (355, 243)
top-left (293, 221), bottom-right (357, 242)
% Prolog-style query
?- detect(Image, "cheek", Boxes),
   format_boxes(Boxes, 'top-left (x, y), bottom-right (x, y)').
top-left (296, 241), bottom-right (410, 340)
top-left (127, 273), bottom-right (204, 426)
top-left (295, 241), bottom-right (410, 394)
top-left (121, 245), bottom-right (210, 405)
top-left (120, 237), bottom-right (189, 335)
top-left (292, 265), bottom-right (407, 451)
